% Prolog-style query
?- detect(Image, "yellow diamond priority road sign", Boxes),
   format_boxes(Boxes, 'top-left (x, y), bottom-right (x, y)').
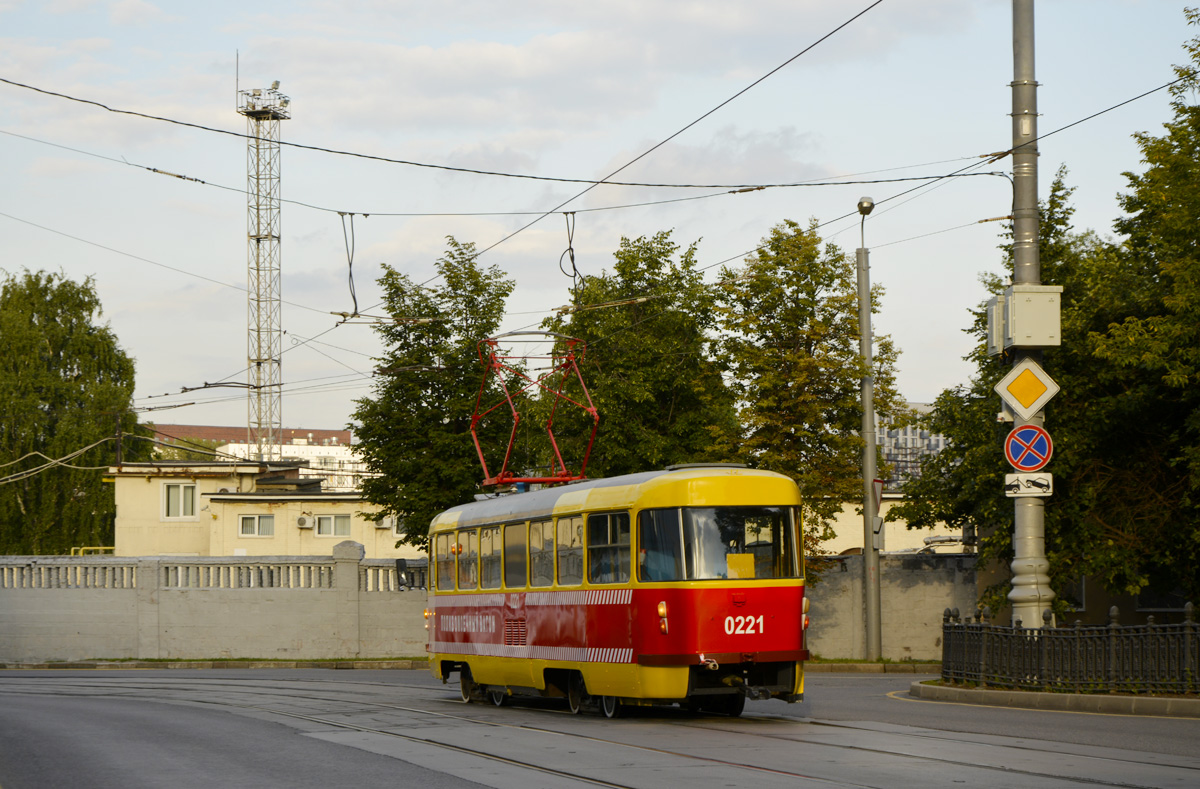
top-left (995, 358), bottom-right (1060, 421)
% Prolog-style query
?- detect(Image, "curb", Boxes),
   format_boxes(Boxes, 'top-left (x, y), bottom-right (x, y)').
top-left (910, 680), bottom-right (1200, 719)
top-left (806, 663), bottom-right (940, 674)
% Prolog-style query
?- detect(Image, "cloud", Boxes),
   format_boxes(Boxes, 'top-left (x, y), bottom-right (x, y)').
top-left (108, 0), bottom-right (175, 28)
top-left (25, 155), bottom-right (107, 178)
top-left (579, 124), bottom-right (830, 207)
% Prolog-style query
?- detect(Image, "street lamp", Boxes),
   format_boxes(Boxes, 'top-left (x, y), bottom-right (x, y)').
top-left (857, 196), bottom-right (882, 661)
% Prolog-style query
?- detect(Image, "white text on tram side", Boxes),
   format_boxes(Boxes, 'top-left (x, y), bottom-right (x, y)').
top-left (440, 613), bottom-right (497, 634)
top-left (724, 614), bottom-right (765, 635)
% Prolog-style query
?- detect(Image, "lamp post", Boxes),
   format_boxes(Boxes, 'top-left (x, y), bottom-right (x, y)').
top-left (856, 196), bottom-right (882, 661)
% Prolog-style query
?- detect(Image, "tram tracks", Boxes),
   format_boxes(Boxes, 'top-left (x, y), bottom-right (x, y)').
top-left (0, 676), bottom-right (867, 788)
top-left (0, 674), bottom-right (1193, 789)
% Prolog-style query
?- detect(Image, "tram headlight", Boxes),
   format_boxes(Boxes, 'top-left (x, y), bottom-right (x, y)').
top-left (657, 601), bottom-right (668, 618)
top-left (802, 597), bottom-right (810, 614)
top-left (657, 600), bottom-right (669, 633)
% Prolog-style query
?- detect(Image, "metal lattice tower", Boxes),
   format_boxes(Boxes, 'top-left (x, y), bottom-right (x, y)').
top-left (237, 82), bottom-right (290, 462)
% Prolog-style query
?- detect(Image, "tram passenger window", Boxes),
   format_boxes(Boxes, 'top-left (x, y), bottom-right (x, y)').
top-left (480, 526), bottom-right (502, 589)
top-left (556, 516), bottom-right (584, 586)
top-left (457, 529), bottom-right (478, 590)
top-left (529, 520), bottom-right (554, 588)
top-left (435, 533), bottom-right (455, 591)
top-left (587, 512), bottom-right (630, 584)
top-left (504, 523), bottom-right (527, 588)
top-left (637, 509), bottom-right (684, 582)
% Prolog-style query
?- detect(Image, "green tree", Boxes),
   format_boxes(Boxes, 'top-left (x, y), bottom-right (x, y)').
top-left (717, 219), bottom-right (904, 554)
top-left (0, 270), bottom-right (146, 554)
top-left (895, 160), bottom-right (1200, 609)
top-left (1087, 9), bottom-right (1200, 597)
top-left (541, 230), bottom-right (738, 478)
top-left (147, 434), bottom-right (225, 461)
top-left (352, 238), bottom-right (514, 548)
top-left (890, 174), bottom-right (1093, 604)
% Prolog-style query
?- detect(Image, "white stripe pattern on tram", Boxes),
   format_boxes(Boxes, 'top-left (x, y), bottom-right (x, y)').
top-left (430, 589), bottom-right (632, 609)
top-left (430, 640), bottom-right (634, 664)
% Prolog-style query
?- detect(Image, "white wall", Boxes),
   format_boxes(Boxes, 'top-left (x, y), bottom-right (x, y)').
top-left (0, 544), bottom-right (427, 662)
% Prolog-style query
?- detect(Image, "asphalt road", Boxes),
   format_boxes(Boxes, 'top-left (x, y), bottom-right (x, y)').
top-left (0, 670), bottom-right (1197, 789)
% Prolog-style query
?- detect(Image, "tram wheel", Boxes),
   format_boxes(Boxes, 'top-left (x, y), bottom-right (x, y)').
top-left (459, 667), bottom-right (483, 704)
top-left (488, 688), bottom-right (507, 707)
top-left (600, 695), bottom-right (624, 719)
top-left (567, 672), bottom-right (586, 714)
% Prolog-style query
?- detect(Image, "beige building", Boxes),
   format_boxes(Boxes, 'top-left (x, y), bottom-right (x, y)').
top-left (820, 493), bottom-right (964, 555)
top-left (108, 461), bottom-right (421, 561)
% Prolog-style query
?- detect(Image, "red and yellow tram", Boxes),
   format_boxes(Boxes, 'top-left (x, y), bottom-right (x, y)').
top-left (425, 464), bottom-right (809, 717)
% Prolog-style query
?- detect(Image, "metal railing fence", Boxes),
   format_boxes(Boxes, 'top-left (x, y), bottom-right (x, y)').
top-left (942, 604), bottom-right (1198, 695)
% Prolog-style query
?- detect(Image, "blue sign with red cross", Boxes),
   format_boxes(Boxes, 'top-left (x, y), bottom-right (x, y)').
top-left (1005, 424), bottom-right (1053, 472)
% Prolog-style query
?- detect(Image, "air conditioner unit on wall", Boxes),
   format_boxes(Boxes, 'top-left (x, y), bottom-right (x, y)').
top-left (297, 516), bottom-right (313, 529)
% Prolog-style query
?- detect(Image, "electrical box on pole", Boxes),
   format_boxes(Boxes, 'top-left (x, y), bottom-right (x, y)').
top-left (1004, 285), bottom-right (1062, 349)
top-left (986, 285), bottom-right (1062, 356)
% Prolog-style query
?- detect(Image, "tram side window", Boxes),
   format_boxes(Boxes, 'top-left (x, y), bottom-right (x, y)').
top-left (556, 516), bottom-right (584, 586)
top-left (637, 509), bottom-right (684, 582)
top-left (435, 533), bottom-right (455, 590)
top-left (457, 529), bottom-right (478, 590)
top-left (504, 523), bottom-right (527, 588)
top-left (480, 526), bottom-right (502, 589)
top-left (529, 520), bottom-right (554, 588)
top-left (587, 512), bottom-right (630, 584)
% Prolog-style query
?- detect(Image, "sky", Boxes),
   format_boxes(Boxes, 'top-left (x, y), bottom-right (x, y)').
top-left (0, 0), bottom-right (1191, 438)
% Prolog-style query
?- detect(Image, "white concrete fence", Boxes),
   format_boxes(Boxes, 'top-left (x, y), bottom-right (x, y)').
top-left (0, 541), bottom-right (427, 663)
top-left (1, 544), bottom-right (975, 663)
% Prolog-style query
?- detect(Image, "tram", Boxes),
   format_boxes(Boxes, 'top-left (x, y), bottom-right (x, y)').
top-left (425, 464), bottom-right (809, 717)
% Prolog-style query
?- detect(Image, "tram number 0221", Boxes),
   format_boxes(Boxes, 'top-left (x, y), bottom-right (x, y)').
top-left (724, 614), bottom-right (765, 635)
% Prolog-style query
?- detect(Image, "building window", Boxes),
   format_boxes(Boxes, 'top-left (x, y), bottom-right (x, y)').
top-left (163, 483), bottom-right (196, 519)
top-left (316, 515), bottom-right (351, 536)
top-left (240, 514), bottom-right (274, 537)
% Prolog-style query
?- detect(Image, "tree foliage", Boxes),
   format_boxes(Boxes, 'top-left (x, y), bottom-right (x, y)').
top-left (0, 270), bottom-right (147, 554)
top-left (891, 173), bottom-right (1102, 606)
top-left (148, 436), bottom-right (225, 462)
top-left (541, 231), bottom-right (738, 478)
top-left (896, 151), bottom-right (1200, 608)
top-left (717, 220), bottom-right (904, 552)
top-left (352, 238), bottom-right (514, 548)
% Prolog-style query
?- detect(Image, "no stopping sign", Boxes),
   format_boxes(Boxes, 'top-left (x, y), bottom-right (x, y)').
top-left (1005, 424), bottom-right (1053, 472)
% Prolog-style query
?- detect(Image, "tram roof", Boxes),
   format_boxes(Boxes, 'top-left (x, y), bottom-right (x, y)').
top-left (431, 465), bottom-right (793, 531)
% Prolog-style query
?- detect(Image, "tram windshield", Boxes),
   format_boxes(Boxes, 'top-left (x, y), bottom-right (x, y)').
top-left (637, 506), bottom-right (800, 581)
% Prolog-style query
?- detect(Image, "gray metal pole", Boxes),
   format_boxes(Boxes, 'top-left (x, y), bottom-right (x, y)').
top-left (857, 243), bottom-right (882, 660)
top-left (1008, 0), bottom-right (1054, 626)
